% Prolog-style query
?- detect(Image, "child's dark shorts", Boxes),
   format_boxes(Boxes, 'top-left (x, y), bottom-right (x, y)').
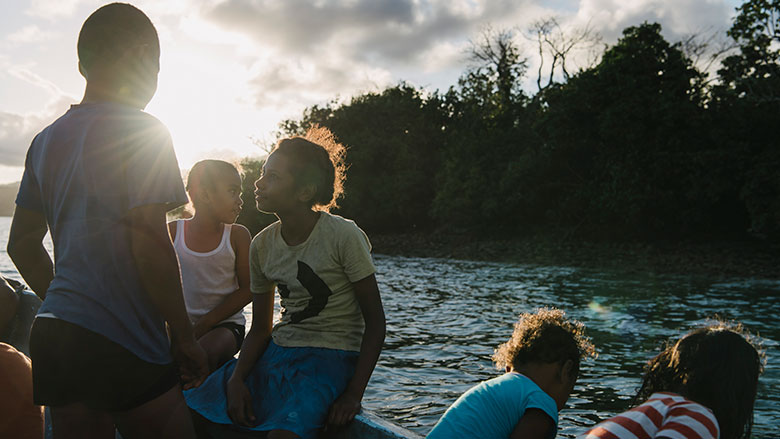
top-left (29, 317), bottom-right (178, 412)
top-left (213, 321), bottom-right (246, 350)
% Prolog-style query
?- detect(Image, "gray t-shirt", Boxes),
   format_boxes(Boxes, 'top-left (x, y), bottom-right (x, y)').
top-left (250, 212), bottom-right (376, 352)
top-left (15, 102), bottom-right (188, 364)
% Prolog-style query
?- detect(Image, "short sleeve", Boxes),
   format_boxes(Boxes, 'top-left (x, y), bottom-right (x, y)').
top-left (659, 403), bottom-right (719, 439)
top-left (15, 140), bottom-right (44, 213)
top-left (339, 222), bottom-right (376, 283)
top-left (523, 389), bottom-right (559, 439)
top-left (249, 236), bottom-right (273, 295)
top-left (124, 119), bottom-right (187, 211)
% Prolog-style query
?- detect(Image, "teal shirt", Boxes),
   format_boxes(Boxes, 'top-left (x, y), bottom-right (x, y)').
top-left (427, 373), bottom-right (558, 439)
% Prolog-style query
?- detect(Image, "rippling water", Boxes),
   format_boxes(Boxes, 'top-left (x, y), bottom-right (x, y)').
top-left (365, 255), bottom-right (779, 437)
top-left (1, 217), bottom-right (778, 437)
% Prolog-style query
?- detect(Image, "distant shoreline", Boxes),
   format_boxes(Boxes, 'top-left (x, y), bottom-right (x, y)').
top-left (3, 215), bottom-right (777, 279)
top-left (370, 232), bottom-right (780, 280)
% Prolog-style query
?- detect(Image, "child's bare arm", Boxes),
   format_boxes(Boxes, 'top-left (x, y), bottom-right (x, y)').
top-left (0, 277), bottom-right (20, 333)
top-left (193, 224), bottom-right (252, 338)
top-left (227, 291), bottom-right (274, 426)
top-left (127, 203), bottom-right (208, 388)
top-left (510, 408), bottom-right (555, 439)
top-left (7, 206), bottom-right (52, 299)
top-left (328, 273), bottom-right (386, 426)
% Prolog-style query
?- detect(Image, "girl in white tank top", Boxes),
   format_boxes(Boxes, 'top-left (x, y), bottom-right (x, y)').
top-left (168, 160), bottom-right (252, 372)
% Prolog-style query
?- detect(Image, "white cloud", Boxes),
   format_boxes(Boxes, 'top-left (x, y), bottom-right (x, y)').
top-left (574, 0), bottom-right (734, 43)
top-left (248, 54), bottom-right (394, 110)
top-left (0, 164), bottom-right (25, 184)
top-left (6, 25), bottom-right (59, 44)
top-left (0, 94), bottom-right (73, 167)
top-left (7, 66), bottom-right (66, 97)
top-left (418, 40), bottom-right (470, 73)
top-left (0, 60), bottom-right (75, 167)
top-left (24, 0), bottom-right (87, 19)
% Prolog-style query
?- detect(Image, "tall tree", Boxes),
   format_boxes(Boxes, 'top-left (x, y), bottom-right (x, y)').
top-left (536, 23), bottom-right (712, 237)
top-left (527, 17), bottom-right (603, 92)
top-left (280, 84), bottom-right (446, 232)
top-left (713, 0), bottom-right (780, 238)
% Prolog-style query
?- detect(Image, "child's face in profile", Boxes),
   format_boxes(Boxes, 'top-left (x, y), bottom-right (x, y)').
top-left (549, 360), bottom-right (577, 411)
top-left (254, 152), bottom-right (300, 214)
top-left (207, 170), bottom-right (243, 223)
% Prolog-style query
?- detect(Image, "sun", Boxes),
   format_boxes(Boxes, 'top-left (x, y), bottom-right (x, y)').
top-left (142, 25), bottom-right (275, 172)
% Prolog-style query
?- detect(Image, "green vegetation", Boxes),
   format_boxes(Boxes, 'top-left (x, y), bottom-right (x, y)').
top-left (236, 2), bottom-right (779, 243)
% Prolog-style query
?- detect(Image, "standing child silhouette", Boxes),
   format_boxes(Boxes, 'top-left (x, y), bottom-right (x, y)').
top-left (8, 3), bottom-right (208, 438)
top-left (185, 126), bottom-right (386, 439)
top-left (170, 160), bottom-right (252, 371)
top-left (578, 322), bottom-right (763, 439)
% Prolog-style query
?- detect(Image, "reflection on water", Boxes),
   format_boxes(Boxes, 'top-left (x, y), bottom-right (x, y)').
top-left (1, 217), bottom-right (777, 437)
top-left (365, 255), bottom-right (779, 437)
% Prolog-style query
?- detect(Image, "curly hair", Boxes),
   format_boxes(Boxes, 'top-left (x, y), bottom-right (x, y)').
top-left (634, 321), bottom-right (764, 439)
top-left (492, 308), bottom-right (596, 376)
top-left (272, 125), bottom-right (347, 212)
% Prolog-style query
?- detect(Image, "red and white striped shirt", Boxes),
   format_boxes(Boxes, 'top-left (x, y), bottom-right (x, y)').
top-left (577, 392), bottom-right (719, 439)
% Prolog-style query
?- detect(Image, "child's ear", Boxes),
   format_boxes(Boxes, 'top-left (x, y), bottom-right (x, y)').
top-left (296, 184), bottom-right (317, 204)
top-left (190, 187), bottom-right (210, 205)
top-left (561, 359), bottom-right (575, 384)
top-left (201, 188), bottom-right (213, 203)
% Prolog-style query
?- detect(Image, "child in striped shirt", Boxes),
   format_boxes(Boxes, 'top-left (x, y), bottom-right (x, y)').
top-left (578, 322), bottom-right (763, 439)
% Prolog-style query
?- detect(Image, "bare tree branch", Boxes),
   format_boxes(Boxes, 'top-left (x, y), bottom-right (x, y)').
top-left (526, 17), bottom-right (603, 91)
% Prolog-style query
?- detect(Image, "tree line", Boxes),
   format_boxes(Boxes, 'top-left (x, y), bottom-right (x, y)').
top-left (236, 0), bottom-right (780, 243)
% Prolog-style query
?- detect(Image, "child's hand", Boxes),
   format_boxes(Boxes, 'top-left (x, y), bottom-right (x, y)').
top-left (328, 391), bottom-right (362, 426)
top-left (227, 377), bottom-right (256, 427)
top-left (174, 339), bottom-right (209, 390)
top-left (192, 319), bottom-right (211, 340)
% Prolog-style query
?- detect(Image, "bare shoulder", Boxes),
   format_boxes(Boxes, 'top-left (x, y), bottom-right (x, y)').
top-left (230, 223), bottom-right (251, 239)
top-left (230, 223), bottom-right (252, 247)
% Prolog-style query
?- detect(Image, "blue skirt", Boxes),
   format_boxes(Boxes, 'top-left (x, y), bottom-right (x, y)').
top-left (185, 340), bottom-right (359, 438)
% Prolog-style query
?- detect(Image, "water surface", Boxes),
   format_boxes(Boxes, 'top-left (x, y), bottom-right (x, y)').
top-left (1, 217), bottom-right (777, 437)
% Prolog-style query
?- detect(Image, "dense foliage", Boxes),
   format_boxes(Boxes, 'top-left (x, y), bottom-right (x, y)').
top-left (237, 2), bottom-right (780, 242)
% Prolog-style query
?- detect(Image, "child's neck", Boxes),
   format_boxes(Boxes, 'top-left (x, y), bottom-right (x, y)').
top-left (189, 212), bottom-right (224, 232)
top-left (81, 80), bottom-right (145, 109)
top-left (512, 364), bottom-right (551, 387)
top-left (277, 209), bottom-right (321, 246)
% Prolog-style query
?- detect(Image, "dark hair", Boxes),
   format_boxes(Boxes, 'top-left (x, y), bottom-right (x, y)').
top-left (186, 160), bottom-right (241, 203)
top-left (635, 322), bottom-right (764, 439)
top-left (493, 308), bottom-right (596, 377)
top-left (271, 125), bottom-right (346, 212)
top-left (77, 3), bottom-right (159, 74)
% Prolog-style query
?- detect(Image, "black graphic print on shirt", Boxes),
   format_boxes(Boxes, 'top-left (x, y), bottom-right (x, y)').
top-left (277, 261), bottom-right (333, 323)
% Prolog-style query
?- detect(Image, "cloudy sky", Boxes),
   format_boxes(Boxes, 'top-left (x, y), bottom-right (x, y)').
top-left (0, 0), bottom-right (742, 184)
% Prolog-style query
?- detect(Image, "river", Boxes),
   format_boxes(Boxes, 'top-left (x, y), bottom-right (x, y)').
top-left (1, 216), bottom-right (777, 437)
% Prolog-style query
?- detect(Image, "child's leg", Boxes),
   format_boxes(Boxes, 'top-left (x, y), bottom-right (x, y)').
top-left (198, 326), bottom-right (240, 371)
top-left (115, 384), bottom-right (196, 439)
top-left (50, 403), bottom-right (114, 439)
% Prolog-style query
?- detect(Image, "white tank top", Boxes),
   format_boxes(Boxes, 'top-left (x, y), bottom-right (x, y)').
top-left (173, 220), bottom-right (244, 325)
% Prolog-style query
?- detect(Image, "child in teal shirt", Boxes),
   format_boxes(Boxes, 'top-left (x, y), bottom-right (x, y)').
top-left (428, 308), bottom-right (595, 439)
